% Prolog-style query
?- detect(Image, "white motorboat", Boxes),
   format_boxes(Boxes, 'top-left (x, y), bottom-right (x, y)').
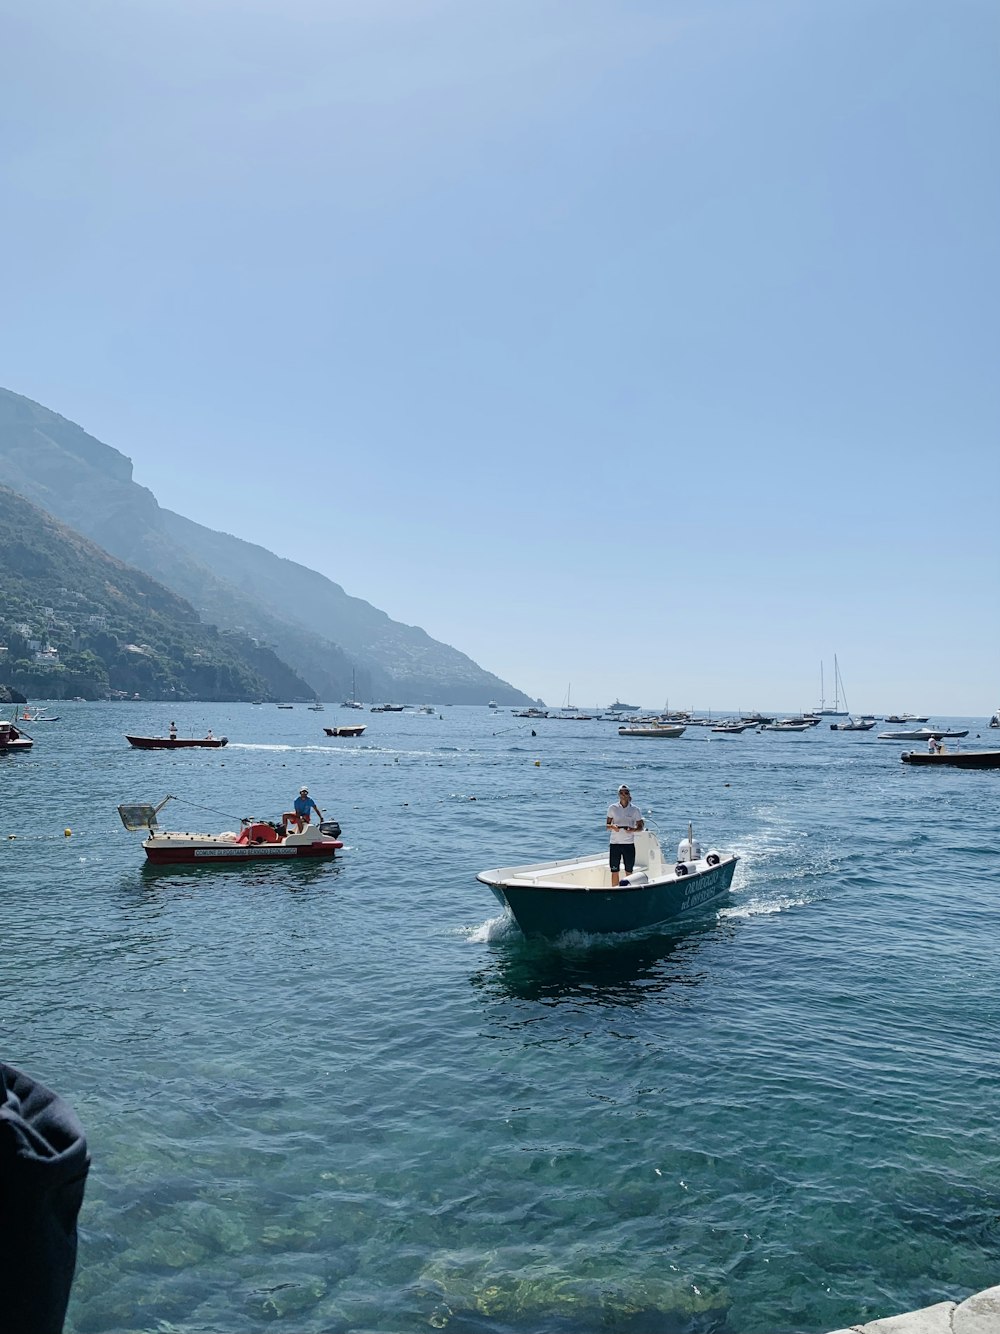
top-left (877, 727), bottom-right (969, 741)
top-left (618, 724), bottom-right (686, 738)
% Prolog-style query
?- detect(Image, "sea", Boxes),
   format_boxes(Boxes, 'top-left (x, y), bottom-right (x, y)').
top-left (2, 703), bottom-right (998, 1334)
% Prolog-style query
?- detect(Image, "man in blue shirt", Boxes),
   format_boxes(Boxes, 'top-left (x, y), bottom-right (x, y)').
top-left (284, 786), bottom-right (323, 834)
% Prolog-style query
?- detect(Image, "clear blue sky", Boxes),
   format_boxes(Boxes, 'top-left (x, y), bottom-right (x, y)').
top-left (2, 1), bottom-right (997, 713)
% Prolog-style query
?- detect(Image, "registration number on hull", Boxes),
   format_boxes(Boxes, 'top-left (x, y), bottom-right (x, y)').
top-left (679, 869), bottom-right (726, 913)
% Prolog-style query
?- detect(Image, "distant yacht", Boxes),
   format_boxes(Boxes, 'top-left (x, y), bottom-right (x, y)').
top-left (609, 699), bottom-right (640, 712)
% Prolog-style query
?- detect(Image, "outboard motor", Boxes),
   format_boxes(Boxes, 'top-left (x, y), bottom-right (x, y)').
top-left (319, 820), bottom-right (342, 839)
top-left (676, 822), bottom-right (702, 864)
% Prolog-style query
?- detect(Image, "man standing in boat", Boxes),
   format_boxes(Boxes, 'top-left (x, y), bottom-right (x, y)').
top-left (284, 786), bottom-right (324, 834)
top-left (607, 784), bottom-right (644, 887)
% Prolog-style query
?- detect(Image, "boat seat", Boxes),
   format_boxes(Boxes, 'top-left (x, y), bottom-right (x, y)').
top-left (237, 822), bottom-right (280, 845)
top-left (506, 856), bottom-right (612, 887)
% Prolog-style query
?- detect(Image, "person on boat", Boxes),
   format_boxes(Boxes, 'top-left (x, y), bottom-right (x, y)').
top-left (927, 735), bottom-right (942, 754)
top-left (607, 784), bottom-right (644, 887)
top-left (205, 729), bottom-right (214, 741)
top-left (168, 720), bottom-right (177, 740)
top-left (283, 787), bottom-right (323, 834)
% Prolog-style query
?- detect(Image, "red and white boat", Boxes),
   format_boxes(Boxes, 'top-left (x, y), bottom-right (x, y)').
top-left (118, 797), bottom-right (342, 865)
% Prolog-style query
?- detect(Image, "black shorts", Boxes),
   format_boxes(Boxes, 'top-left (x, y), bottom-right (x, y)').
top-left (609, 843), bottom-right (636, 873)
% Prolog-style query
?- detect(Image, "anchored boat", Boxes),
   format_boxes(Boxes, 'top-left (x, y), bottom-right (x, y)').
top-left (323, 725), bottom-right (366, 738)
top-left (478, 826), bottom-right (738, 939)
top-left (618, 724), bottom-right (686, 738)
top-left (878, 727), bottom-right (968, 741)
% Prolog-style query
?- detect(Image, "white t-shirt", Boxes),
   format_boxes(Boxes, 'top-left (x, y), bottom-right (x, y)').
top-left (607, 800), bottom-right (642, 844)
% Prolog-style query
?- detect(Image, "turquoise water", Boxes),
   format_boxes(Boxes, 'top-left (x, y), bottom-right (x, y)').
top-left (2, 704), bottom-right (998, 1333)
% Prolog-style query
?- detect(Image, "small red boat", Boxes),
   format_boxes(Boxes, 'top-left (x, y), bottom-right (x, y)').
top-left (126, 735), bottom-right (228, 749)
top-left (118, 798), bottom-right (342, 865)
top-left (323, 725), bottom-right (366, 738)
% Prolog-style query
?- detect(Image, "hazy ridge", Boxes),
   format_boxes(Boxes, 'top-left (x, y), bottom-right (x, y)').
top-left (0, 388), bottom-right (532, 704)
top-left (0, 484), bottom-right (311, 701)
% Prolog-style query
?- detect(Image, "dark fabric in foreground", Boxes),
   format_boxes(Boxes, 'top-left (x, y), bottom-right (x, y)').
top-left (0, 1063), bottom-right (90, 1334)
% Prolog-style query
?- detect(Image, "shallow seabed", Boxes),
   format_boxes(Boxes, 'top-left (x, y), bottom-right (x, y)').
top-left (2, 704), bottom-right (998, 1333)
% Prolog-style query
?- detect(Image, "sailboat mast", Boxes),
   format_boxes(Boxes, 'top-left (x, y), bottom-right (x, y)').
top-left (835, 656), bottom-right (849, 716)
top-left (833, 655), bottom-right (839, 712)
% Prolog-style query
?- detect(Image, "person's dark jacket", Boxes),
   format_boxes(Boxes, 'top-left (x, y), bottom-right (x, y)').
top-left (0, 1063), bottom-right (90, 1334)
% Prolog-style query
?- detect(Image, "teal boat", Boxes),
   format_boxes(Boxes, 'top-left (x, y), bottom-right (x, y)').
top-left (478, 828), bottom-right (738, 940)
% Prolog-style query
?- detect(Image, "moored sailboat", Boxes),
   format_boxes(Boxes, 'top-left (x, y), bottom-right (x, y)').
top-left (816, 657), bottom-right (849, 716)
top-left (341, 670), bottom-right (364, 710)
top-left (825, 658), bottom-right (872, 730)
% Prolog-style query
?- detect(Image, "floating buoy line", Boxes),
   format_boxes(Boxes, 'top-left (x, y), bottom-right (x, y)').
top-left (4, 795), bottom-right (251, 843)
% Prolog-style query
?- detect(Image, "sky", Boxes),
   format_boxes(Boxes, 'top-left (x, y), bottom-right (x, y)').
top-left (2, 0), bottom-right (997, 714)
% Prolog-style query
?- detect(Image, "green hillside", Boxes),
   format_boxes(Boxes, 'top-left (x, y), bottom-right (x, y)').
top-left (0, 485), bottom-right (313, 701)
top-left (0, 387), bottom-right (535, 705)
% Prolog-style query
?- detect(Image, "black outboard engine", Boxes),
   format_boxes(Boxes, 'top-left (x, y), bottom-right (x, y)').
top-left (0, 1063), bottom-right (90, 1334)
top-left (319, 820), bottom-right (342, 839)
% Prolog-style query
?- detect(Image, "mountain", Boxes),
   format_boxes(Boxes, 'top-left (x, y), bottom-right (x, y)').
top-left (0, 485), bottom-right (313, 702)
top-left (0, 388), bottom-right (533, 704)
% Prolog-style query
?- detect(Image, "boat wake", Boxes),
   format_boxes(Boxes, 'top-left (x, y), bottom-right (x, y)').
top-left (720, 893), bottom-right (811, 920)
top-left (466, 914), bottom-right (519, 943)
top-left (228, 743), bottom-right (337, 753)
top-left (718, 838), bottom-right (821, 918)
